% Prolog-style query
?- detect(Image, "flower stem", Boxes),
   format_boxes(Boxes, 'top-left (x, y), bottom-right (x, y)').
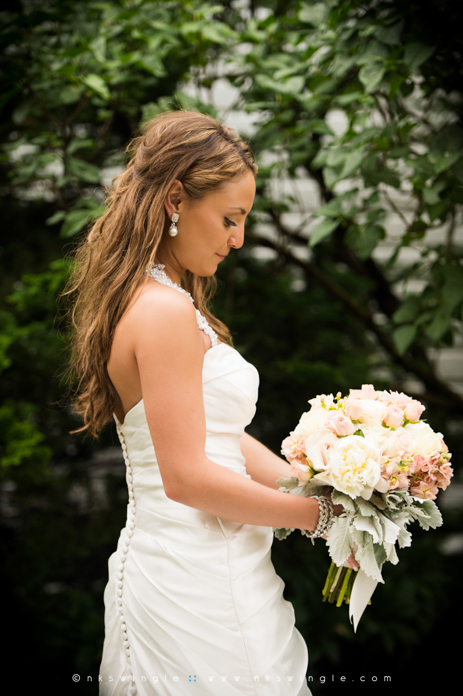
top-left (336, 568), bottom-right (352, 607)
top-left (322, 562), bottom-right (338, 601)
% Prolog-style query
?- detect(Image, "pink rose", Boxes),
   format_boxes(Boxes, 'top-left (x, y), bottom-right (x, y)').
top-left (289, 459), bottom-right (312, 482)
top-left (383, 405), bottom-right (404, 429)
top-left (387, 390), bottom-right (413, 407)
top-left (322, 411), bottom-right (356, 437)
top-left (404, 399), bottom-right (425, 423)
top-left (347, 384), bottom-right (378, 401)
top-left (382, 427), bottom-right (412, 457)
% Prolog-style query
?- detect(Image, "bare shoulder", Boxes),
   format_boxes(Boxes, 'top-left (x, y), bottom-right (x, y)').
top-left (124, 278), bottom-right (202, 358)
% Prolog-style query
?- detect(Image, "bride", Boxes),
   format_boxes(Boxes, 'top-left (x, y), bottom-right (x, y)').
top-left (66, 110), bottom-right (350, 695)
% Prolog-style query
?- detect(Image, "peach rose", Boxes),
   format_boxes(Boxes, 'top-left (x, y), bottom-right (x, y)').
top-left (403, 399), bottom-right (425, 422)
top-left (383, 404), bottom-right (404, 429)
top-left (322, 411), bottom-right (356, 437)
top-left (289, 459), bottom-right (312, 482)
top-left (346, 384), bottom-right (378, 401)
top-left (383, 427), bottom-right (413, 458)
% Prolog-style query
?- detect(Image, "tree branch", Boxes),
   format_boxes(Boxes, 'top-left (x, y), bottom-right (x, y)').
top-left (246, 229), bottom-right (463, 414)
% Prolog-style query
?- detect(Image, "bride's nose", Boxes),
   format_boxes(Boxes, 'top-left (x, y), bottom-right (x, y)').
top-left (228, 225), bottom-right (245, 249)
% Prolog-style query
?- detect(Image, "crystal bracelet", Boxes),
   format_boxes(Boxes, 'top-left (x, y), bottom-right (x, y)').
top-left (301, 496), bottom-right (334, 545)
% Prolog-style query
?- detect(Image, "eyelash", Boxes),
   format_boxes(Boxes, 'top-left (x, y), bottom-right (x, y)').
top-left (224, 217), bottom-right (237, 228)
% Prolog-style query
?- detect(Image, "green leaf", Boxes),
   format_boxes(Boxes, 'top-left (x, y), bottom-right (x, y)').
top-left (309, 217), bottom-right (339, 247)
top-left (339, 149), bottom-right (364, 179)
top-left (299, 3), bottom-right (327, 25)
top-left (82, 73), bottom-right (111, 101)
top-left (442, 266), bottom-right (463, 312)
top-left (425, 308), bottom-right (452, 343)
top-left (345, 224), bottom-right (384, 259)
top-left (404, 43), bottom-right (435, 70)
top-left (392, 297), bottom-right (420, 324)
top-left (358, 61), bottom-right (386, 93)
top-left (393, 324), bottom-right (417, 355)
top-left (90, 35), bottom-right (106, 62)
top-left (375, 20), bottom-right (404, 46)
top-left (66, 157), bottom-right (101, 183)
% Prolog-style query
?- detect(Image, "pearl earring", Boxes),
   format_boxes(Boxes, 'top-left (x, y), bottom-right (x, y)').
top-left (168, 213), bottom-right (179, 237)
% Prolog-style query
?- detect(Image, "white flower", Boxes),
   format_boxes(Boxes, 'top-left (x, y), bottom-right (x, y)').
top-left (313, 435), bottom-right (382, 500)
top-left (294, 407), bottom-right (327, 437)
top-left (345, 398), bottom-right (387, 426)
top-left (308, 393), bottom-right (336, 410)
top-left (358, 423), bottom-right (390, 454)
top-left (404, 422), bottom-right (445, 455)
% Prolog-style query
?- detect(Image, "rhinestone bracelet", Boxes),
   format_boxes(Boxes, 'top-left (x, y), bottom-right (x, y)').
top-left (301, 496), bottom-right (334, 545)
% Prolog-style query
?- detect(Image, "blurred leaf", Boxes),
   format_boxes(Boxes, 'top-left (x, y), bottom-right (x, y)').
top-left (309, 217), bottom-right (339, 247)
top-left (393, 324), bottom-right (418, 355)
top-left (404, 43), bottom-right (435, 70)
top-left (359, 61), bottom-right (386, 92)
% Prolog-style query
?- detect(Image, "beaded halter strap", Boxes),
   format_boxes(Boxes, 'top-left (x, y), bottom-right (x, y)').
top-left (146, 263), bottom-right (218, 348)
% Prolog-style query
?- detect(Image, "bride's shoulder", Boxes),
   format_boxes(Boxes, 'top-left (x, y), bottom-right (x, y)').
top-left (124, 278), bottom-right (200, 350)
top-left (128, 277), bottom-right (195, 319)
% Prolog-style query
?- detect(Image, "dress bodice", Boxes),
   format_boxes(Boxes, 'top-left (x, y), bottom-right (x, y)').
top-left (112, 265), bottom-right (260, 520)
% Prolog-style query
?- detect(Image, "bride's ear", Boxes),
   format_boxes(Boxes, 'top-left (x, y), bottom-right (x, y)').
top-left (164, 179), bottom-right (184, 218)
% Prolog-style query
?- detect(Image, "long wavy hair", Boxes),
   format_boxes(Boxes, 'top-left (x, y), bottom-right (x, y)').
top-left (63, 110), bottom-right (258, 438)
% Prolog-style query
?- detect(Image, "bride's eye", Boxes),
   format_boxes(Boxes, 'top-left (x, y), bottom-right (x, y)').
top-left (224, 217), bottom-right (237, 228)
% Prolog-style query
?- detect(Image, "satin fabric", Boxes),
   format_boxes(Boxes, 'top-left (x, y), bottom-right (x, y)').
top-left (99, 343), bottom-right (311, 695)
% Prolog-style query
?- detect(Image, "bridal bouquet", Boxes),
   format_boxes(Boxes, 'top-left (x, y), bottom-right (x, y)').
top-left (274, 384), bottom-right (453, 630)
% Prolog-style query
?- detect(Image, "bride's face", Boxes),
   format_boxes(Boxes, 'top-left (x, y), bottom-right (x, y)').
top-left (160, 170), bottom-right (256, 280)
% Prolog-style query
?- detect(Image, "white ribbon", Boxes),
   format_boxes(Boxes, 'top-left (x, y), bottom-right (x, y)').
top-left (349, 569), bottom-right (378, 632)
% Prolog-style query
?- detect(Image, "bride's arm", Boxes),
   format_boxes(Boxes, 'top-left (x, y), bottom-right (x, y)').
top-left (128, 287), bottom-right (325, 532)
top-left (240, 433), bottom-right (291, 490)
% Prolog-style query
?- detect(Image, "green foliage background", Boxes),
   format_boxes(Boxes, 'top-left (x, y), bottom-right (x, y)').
top-left (1, 1), bottom-right (462, 693)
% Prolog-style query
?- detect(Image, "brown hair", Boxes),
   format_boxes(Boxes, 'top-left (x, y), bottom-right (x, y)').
top-left (63, 110), bottom-right (257, 438)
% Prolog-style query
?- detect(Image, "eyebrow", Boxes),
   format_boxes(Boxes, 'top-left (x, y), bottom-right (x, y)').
top-left (228, 206), bottom-right (247, 215)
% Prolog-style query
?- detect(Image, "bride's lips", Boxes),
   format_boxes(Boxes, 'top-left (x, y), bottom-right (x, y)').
top-left (216, 253), bottom-right (227, 260)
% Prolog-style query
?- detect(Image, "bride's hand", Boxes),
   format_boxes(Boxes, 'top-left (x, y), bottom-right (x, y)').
top-left (323, 493), bottom-right (359, 571)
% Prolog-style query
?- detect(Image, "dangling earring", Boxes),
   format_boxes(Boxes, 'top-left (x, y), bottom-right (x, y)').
top-left (168, 213), bottom-right (179, 237)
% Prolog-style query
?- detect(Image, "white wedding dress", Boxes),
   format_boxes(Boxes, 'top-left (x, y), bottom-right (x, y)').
top-left (99, 266), bottom-right (311, 696)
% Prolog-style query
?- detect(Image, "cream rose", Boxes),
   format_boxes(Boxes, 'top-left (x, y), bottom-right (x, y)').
top-left (312, 435), bottom-right (382, 499)
top-left (294, 407), bottom-right (327, 437)
top-left (404, 422), bottom-right (445, 456)
top-left (345, 398), bottom-right (387, 426)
